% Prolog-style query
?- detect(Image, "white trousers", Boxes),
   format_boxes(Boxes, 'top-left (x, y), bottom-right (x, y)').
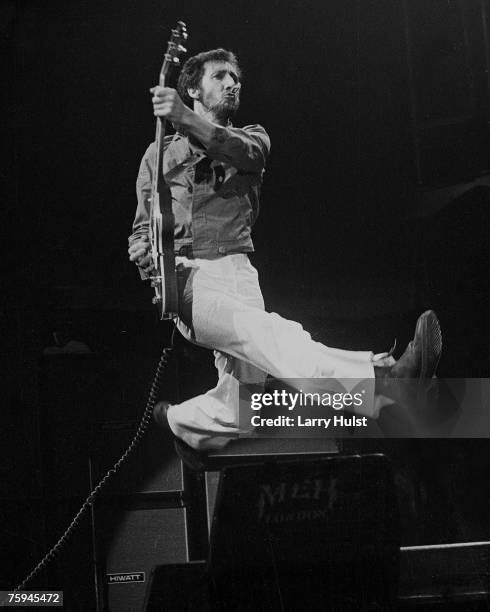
top-left (168, 254), bottom-right (377, 450)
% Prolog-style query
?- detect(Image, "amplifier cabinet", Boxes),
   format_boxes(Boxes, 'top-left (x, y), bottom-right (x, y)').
top-left (96, 502), bottom-right (189, 612)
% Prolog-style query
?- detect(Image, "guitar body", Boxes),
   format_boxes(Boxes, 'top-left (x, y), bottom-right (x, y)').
top-left (148, 21), bottom-right (187, 320)
top-left (150, 187), bottom-right (179, 319)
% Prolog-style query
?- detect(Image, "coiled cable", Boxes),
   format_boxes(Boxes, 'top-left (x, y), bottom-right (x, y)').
top-left (11, 342), bottom-right (173, 594)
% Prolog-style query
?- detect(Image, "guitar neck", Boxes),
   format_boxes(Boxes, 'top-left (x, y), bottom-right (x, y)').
top-left (146, 20), bottom-right (187, 319)
top-left (153, 71), bottom-right (167, 198)
top-left (154, 119), bottom-right (167, 198)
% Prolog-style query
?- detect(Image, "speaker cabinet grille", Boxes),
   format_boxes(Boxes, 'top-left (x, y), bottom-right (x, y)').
top-left (99, 506), bottom-right (188, 612)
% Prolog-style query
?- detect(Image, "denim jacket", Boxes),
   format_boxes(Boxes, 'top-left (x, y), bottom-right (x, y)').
top-left (129, 124), bottom-right (270, 260)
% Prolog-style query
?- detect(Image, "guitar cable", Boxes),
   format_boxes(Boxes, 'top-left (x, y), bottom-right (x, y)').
top-left (10, 330), bottom-right (176, 594)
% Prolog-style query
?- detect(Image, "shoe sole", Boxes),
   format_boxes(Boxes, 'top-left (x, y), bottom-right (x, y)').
top-left (153, 400), bottom-right (171, 430)
top-left (417, 310), bottom-right (442, 378)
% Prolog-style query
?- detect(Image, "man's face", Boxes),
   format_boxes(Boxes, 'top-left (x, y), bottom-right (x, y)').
top-left (194, 60), bottom-right (241, 120)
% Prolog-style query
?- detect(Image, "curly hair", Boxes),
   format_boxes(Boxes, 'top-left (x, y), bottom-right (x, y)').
top-left (177, 48), bottom-right (241, 105)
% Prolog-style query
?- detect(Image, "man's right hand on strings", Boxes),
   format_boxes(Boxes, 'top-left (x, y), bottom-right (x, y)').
top-left (128, 237), bottom-right (154, 274)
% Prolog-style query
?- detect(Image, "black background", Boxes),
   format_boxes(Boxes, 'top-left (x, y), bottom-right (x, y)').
top-left (3, 0), bottom-right (487, 296)
top-left (1, 0), bottom-right (490, 603)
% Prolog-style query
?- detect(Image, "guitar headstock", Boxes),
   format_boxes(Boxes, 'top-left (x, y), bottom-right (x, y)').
top-left (161, 21), bottom-right (188, 79)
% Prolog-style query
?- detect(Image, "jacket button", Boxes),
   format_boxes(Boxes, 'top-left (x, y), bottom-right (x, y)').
top-left (218, 246), bottom-right (226, 254)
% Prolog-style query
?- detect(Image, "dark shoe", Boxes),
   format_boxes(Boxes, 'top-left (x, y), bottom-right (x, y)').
top-left (153, 400), bottom-right (171, 430)
top-left (389, 310), bottom-right (442, 379)
top-left (153, 402), bottom-right (207, 469)
top-left (375, 311), bottom-right (442, 412)
top-left (174, 439), bottom-right (208, 471)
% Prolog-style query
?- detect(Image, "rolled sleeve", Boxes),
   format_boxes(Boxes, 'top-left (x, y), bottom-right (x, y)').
top-left (129, 143), bottom-right (155, 248)
top-left (205, 124), bottom-right (270, 173)
top-left (129, 144), bottom-right (158, 281)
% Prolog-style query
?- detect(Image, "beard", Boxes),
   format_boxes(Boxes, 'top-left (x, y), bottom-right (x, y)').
top-left (204, 93), bottom-right (240, 124)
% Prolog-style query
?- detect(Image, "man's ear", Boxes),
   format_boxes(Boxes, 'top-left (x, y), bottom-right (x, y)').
top-left (187, 87), bottom-right (200, 101)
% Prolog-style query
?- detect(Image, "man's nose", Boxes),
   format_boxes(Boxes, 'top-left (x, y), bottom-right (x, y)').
top-left (223, 73), bottom-right (236, 89)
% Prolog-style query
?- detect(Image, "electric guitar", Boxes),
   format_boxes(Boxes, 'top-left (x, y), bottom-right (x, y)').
top-left (149, 21), bottom-right (188, 319)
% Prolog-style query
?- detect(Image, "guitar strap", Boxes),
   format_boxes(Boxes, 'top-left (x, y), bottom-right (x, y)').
top-left (155, 127), bottom-right (179, 317)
